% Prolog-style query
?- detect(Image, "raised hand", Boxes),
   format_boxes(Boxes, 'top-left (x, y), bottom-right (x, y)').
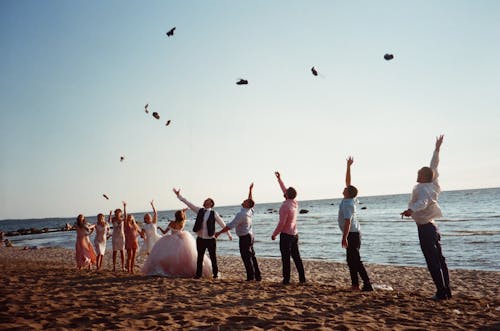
top-left (435, 135), bottom-right (444, 151)
top-left (347, 156), bottom-right (354, 167)
top-left (274, 171), bottom-right (281, 179)
top-left (173, 188), bottom-right (181, 197)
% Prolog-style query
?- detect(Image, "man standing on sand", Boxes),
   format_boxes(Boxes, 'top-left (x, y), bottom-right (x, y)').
top-left (338, 157), bottom-right (373, 292)
top-left (271, 171), bottom-right (306, 285)
top-left (173, 188), bottom-right (232, 279)
top-left (401, 135), bottom-right (452, 301)
top-left (216, 183), bottom-right (262, 281)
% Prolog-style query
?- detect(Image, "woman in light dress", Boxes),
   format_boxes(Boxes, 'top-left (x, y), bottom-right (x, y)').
top-left (111, 201), bottom-right (126, 272)
top-left (75, 214), bottom-right (97, 270)
top-left (124, 204), bottom-right (141, 274)
top-left (93, 212), bottom-right (111, 270)
top-left (142, 209), bottom-right (212, 278)
top-left (139, 200), bottom-right (163, 255)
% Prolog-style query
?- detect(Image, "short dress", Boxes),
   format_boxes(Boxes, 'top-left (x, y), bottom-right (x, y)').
top-left (112, 220), bottom-right (125, 251)
top-left (124, 221), bottom-right (139, 250)
top-left (94, 223), bottom-right (109, 255)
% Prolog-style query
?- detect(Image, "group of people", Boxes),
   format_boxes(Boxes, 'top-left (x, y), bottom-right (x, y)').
top-left (75, 135), bottom-right (452, 301)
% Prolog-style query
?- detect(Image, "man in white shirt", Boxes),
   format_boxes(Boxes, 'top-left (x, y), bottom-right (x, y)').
top-left (216, 183), bottom-right (262, 281)
top-left (173, 188), bottom-right (232, 279)
top-left (401, 135), bottom-right (451, 300)
top-left (338, 157), bottom-right (373, 291)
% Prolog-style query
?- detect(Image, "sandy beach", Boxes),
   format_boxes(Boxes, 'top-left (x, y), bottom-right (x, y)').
top-left (0, 247), bottom-right (499, 330)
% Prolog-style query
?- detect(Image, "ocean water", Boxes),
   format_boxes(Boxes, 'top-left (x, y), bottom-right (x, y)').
top-left (1, 188), bottom-right (499, 271)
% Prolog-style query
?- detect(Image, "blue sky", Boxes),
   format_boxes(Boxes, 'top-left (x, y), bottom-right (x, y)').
top-left (1, 1), bottom-right (499, 219)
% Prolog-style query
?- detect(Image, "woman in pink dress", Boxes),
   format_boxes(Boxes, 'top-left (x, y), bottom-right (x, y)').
top-left (75, 214), bottom-right (97, 270)
top-left (142, 209), bottom-right (212, 278)
top-left (124, 204), bottom-right (141, 274)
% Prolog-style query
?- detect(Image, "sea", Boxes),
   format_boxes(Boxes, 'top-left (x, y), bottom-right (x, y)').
top-left (1, 188), bottom-right (499, 271)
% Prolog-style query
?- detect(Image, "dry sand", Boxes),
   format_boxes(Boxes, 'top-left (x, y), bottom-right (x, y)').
top-left (1, 247), bottom-right (499, 330)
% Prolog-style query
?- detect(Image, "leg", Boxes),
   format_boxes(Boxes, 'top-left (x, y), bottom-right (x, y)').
top-left (346, 233), bottom-right (360, 287)
top-left (112, 250), bottom-right (117, 271)
top-left (126, 249), bottom-right (131, 272)
top-left (279, 234), bottom-right (292, 284)
top-left (249, 236), bottom-right (261, 281)
top-left (347, 232), bottom-right (372, 291)
top-left (130, 249), bottom-right (137, 274)
top-left (195, 237), bottom-right (206, 278)
top-left (239, 235), bottom-right (255, 280)
top-left (418, 224), bottom-right (447, 298)
top-left (207, 238), bottom-right (218, 278)
top-left (435, 232), bottom-right (452, 298)
top-left (290, 235), bottom-right (306, 283)
top-left (120, 250), bottom-right (125, 271)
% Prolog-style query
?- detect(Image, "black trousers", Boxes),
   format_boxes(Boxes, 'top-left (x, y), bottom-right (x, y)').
top-left (346, 232), bottom-right (371, 287)
top-left (418, 222), bottom-right (451, 297)
top-left (279, 233), bottom-right (306, 283)
top-left (239, 234), bottom-right (261, 281)
top-left (196, 237), bottom-right (218, 278)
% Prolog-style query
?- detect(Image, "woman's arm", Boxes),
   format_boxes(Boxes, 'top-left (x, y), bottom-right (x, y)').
top-left (151, 200), bottom-right (158, 224)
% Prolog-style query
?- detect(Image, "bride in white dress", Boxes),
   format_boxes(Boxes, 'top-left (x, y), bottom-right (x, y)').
top-left (93, 211), bottom-right (111, 270)
top-left (139, 200), bottom-right (163, 255)
top-left (142, 209), bottom-right (212, 278)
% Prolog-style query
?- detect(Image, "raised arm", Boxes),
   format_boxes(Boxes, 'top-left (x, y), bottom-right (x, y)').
top-left (430, 135), bottom-right (444, 179)
top-left (275, 171), bottom-right (287, 194)
top-left (122, 201), bottom-right (127, 223)
top-left (107, 211), bottom-right (113, 224)
top-left (151, 200), bottom-right (158, 224)
top-left (248, 182), bottom-right (254, 200)
top-left (345, 157), bottom-right (354, 187)
top-left (172, 188), bottom-right (200, 213)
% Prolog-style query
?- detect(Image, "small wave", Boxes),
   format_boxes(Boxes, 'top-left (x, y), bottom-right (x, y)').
top-left (447, 230), bottom-right (500, 236)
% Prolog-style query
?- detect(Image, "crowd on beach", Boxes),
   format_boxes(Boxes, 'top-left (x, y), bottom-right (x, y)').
top-left (73, 135), bottom-right (451, 301)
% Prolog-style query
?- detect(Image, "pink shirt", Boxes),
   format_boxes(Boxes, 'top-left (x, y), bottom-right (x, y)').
top-left (272, 178), bottom-right (299, 237)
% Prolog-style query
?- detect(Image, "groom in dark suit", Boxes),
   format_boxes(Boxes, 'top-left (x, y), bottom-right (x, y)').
top-left (173, 188), bottom-right (232, 278)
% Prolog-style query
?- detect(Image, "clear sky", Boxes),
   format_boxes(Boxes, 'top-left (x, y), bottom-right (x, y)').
top-left (1, 1), bottom-right (499, 220)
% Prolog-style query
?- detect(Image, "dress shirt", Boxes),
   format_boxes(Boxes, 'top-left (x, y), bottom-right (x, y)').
top-left (408, 149), bottom-right (443, 225)
top-left (177, 194), bottom-right (226, 239)
top-left (226, 208), bottom-right (254, 237)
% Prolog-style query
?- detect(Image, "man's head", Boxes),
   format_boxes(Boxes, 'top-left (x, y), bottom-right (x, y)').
top-left (284, 187), bottom-right (297, 200)
top-left (242, 198), bottom-right (255, 209)
top-left (203, 198), bottom-right (215, 209)
top-left (343, 185), bottom-right (358, 199)
top-left (417, 166), bottom-right (434, 183)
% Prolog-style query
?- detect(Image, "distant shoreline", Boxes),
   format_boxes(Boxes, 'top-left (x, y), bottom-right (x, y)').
top-left (2, 186), bottom-right (499, 222)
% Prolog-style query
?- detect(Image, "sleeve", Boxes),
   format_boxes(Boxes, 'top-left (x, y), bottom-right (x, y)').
top-left (278, 177), bottom-right (287, 195)
top-left (430, 149), bottom-right (440, 183)
top-left (343, 203), bottom-right (354, 221)
top-left (226, 215), bottom-right (239, 230)
top-left (215, 212), bottom-right (226, 228)
top-left (408, 186), bottom-right (429, 212)
top-left (272, 208), bottom-right (288, 237)
top-left (178, 194), bottom-right (200, 213)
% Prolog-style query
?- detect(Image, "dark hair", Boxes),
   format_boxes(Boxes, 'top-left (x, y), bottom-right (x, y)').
top-left (174, 210), bottom-right (186, 222)
top-left (114, 208), bottom-right (122, 215)
top-left (346, 185), bottom-right (358, 198)
top-left (285, 187), bottom-right (297, 200)
top-left (419, 166), bottom-right (434, 183)
top-left (205, 198), bottom-right (215, 208)
top-left (245, 199), bottom-right (255, 208)
top-left (76, 214), bottom-right (85, 227)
